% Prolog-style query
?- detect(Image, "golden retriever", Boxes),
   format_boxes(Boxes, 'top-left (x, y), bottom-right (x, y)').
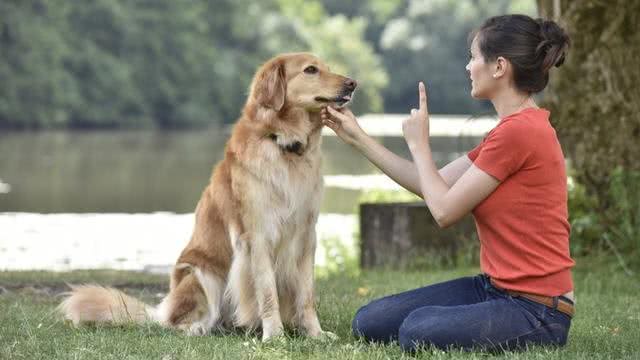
top-left (59, 53), bottom-right (356, 341)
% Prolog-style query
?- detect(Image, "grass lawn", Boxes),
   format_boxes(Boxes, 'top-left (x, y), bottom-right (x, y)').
top-left (1, 260), bottom-right (638, 359)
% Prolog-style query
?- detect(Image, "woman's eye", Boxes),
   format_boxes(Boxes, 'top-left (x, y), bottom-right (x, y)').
top-left (304, 65), bottom-right (318, 74)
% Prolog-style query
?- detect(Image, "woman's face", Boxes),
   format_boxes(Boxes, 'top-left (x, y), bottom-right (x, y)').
top-left (465, 36), bottom-right (495, 99)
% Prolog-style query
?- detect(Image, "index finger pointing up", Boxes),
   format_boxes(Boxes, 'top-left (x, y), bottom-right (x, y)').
top-left (418, 82), bottom-right (428, 114)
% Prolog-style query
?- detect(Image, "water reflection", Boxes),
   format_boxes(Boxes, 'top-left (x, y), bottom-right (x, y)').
top-left (0, 129), bottom-right (480, 214)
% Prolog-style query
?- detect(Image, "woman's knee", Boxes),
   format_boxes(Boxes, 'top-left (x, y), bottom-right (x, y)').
top-left (351, 303), bottom-right (376, 338)
top-left (351, 305), bottom-right (365, 334)
top-left (351, 299), bottom-right (396, 342)
top-left (398, 308), bottom-right (448, 352)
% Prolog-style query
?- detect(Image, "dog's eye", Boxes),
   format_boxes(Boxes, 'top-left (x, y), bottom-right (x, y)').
top-left (303, 65), bottom-right (318, 74)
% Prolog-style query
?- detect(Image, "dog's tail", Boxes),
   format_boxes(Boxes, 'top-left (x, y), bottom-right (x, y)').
top-left (58, 284), bottom-right (157, 326)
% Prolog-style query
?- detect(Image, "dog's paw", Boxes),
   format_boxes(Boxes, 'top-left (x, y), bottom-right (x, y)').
top-left (186, 322), bottom-right (210, 336)
top-left (312, 330), bottom-right (339, 342)
top-left (261, 323), bottom-right (284, 342)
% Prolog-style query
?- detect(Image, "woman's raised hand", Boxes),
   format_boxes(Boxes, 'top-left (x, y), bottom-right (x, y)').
top-left (402, 82), bottom-right (430, 151)
top-left (321, 106), bottom-right (366, 147)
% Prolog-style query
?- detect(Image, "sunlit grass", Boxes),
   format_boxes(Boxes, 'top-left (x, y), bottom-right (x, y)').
top-left (1, 260), bottom-right (638, 359)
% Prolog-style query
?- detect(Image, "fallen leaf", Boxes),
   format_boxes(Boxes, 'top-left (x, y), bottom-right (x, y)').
top-left (357, 287), bottom-right (369, 296)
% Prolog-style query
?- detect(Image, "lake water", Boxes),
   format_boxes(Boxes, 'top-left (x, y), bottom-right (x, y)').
top-left (0, 120), bottom-right (487, 214)
top-left (0, 116), bottom-right (492, 271)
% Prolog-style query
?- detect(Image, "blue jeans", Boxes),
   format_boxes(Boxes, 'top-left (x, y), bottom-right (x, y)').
top-left (352, 274), bottom-right (572, 352)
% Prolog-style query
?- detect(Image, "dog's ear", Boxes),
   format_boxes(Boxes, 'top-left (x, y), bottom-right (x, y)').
top-left (254, 60), bottom-right (286, 111)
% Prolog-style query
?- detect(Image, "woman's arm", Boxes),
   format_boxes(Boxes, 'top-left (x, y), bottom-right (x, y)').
top-left (321, 107), bottom-right (473, 197)
top-left (412, 149), bottom-right (499, 227)
top-left (438, 155), bottom-right (474, 187)
top-left (350, 133), bottom-right (422, 195)
top-left (402, 82), bottom-right (499, 228)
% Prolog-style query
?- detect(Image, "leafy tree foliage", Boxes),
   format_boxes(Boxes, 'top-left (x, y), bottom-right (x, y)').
top-left (0, 1), bottom-right (77, 128)
top-left (0, 0), bottom-right (383, 128)
top-left (0, 0), bottom-right (536, 128)
top-left (370, 0), bottom-right (536, 114)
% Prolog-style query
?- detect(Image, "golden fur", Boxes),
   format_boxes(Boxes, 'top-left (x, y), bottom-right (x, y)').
top-left (59, 53), bottom-right (356, 341)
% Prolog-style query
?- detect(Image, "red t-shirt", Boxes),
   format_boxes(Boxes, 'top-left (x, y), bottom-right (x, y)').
top-left (468, 107), bottom-right (574, 296)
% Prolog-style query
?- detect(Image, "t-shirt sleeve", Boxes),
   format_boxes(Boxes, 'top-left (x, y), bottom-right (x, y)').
top-left (472, 122), bottom-right (531, 181)
top-left (467, 142), bottom-right (482, 161)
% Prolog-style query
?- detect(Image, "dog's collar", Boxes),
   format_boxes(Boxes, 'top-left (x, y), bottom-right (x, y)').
top-left (268, 133), bottom-right (305, 156)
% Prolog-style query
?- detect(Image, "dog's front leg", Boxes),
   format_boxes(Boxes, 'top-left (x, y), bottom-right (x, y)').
top-left (250, 238), bottom-right (284, 341)
top-left (294, 229), bottom-right (336, 340)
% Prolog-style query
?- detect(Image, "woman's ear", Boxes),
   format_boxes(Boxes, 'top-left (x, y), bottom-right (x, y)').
top-left (254, 60), bottom-right (286, 111)
top-left (493, 56), bottom-right (508, 79)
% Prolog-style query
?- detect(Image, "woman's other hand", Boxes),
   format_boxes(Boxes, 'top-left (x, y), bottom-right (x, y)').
top-left (321, 106), bottom-right (366, 147)
top-left (402, 82), bottom-right (430, 151)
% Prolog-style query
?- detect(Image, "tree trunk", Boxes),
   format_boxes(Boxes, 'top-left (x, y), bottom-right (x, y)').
top-left (359, 202), bottom-right (477, 269)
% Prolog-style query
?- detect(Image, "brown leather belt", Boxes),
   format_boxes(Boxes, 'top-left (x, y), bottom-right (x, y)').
top-left (490, 279), bottom-right (575, 318)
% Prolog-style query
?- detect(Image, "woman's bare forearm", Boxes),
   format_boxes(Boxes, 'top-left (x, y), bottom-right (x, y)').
top-left (353, 134), bottom-right (473, 197)
top-left (353, 134), bottom-right (423, 196)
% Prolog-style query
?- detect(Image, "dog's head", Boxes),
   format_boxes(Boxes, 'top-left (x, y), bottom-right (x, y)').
top-left (250, 53), bottom-right (357, 112)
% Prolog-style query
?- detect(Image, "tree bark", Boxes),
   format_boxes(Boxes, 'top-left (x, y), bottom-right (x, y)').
top-left (359, 202), bottom-right (477, 269)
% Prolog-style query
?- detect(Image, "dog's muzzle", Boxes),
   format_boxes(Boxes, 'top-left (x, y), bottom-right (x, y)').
top-left (314, 78), bottom-right (358, 107)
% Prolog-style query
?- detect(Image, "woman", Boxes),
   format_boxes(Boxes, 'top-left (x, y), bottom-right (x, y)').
top-left (321, 14), bottom-right (574, 352)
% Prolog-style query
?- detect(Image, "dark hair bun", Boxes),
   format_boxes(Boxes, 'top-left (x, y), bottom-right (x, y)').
top-left (537, 19), bottom-right (570, 71)
top-left (474, 14), bottom-right (571, 94)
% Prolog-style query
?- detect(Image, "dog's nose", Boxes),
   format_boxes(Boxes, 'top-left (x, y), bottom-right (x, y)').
top-left (344, 78), bottom-right (357, 91)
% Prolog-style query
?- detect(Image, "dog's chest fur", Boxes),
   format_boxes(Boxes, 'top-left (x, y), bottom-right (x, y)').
top-left (232, 131), bottom-right (323, 252)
